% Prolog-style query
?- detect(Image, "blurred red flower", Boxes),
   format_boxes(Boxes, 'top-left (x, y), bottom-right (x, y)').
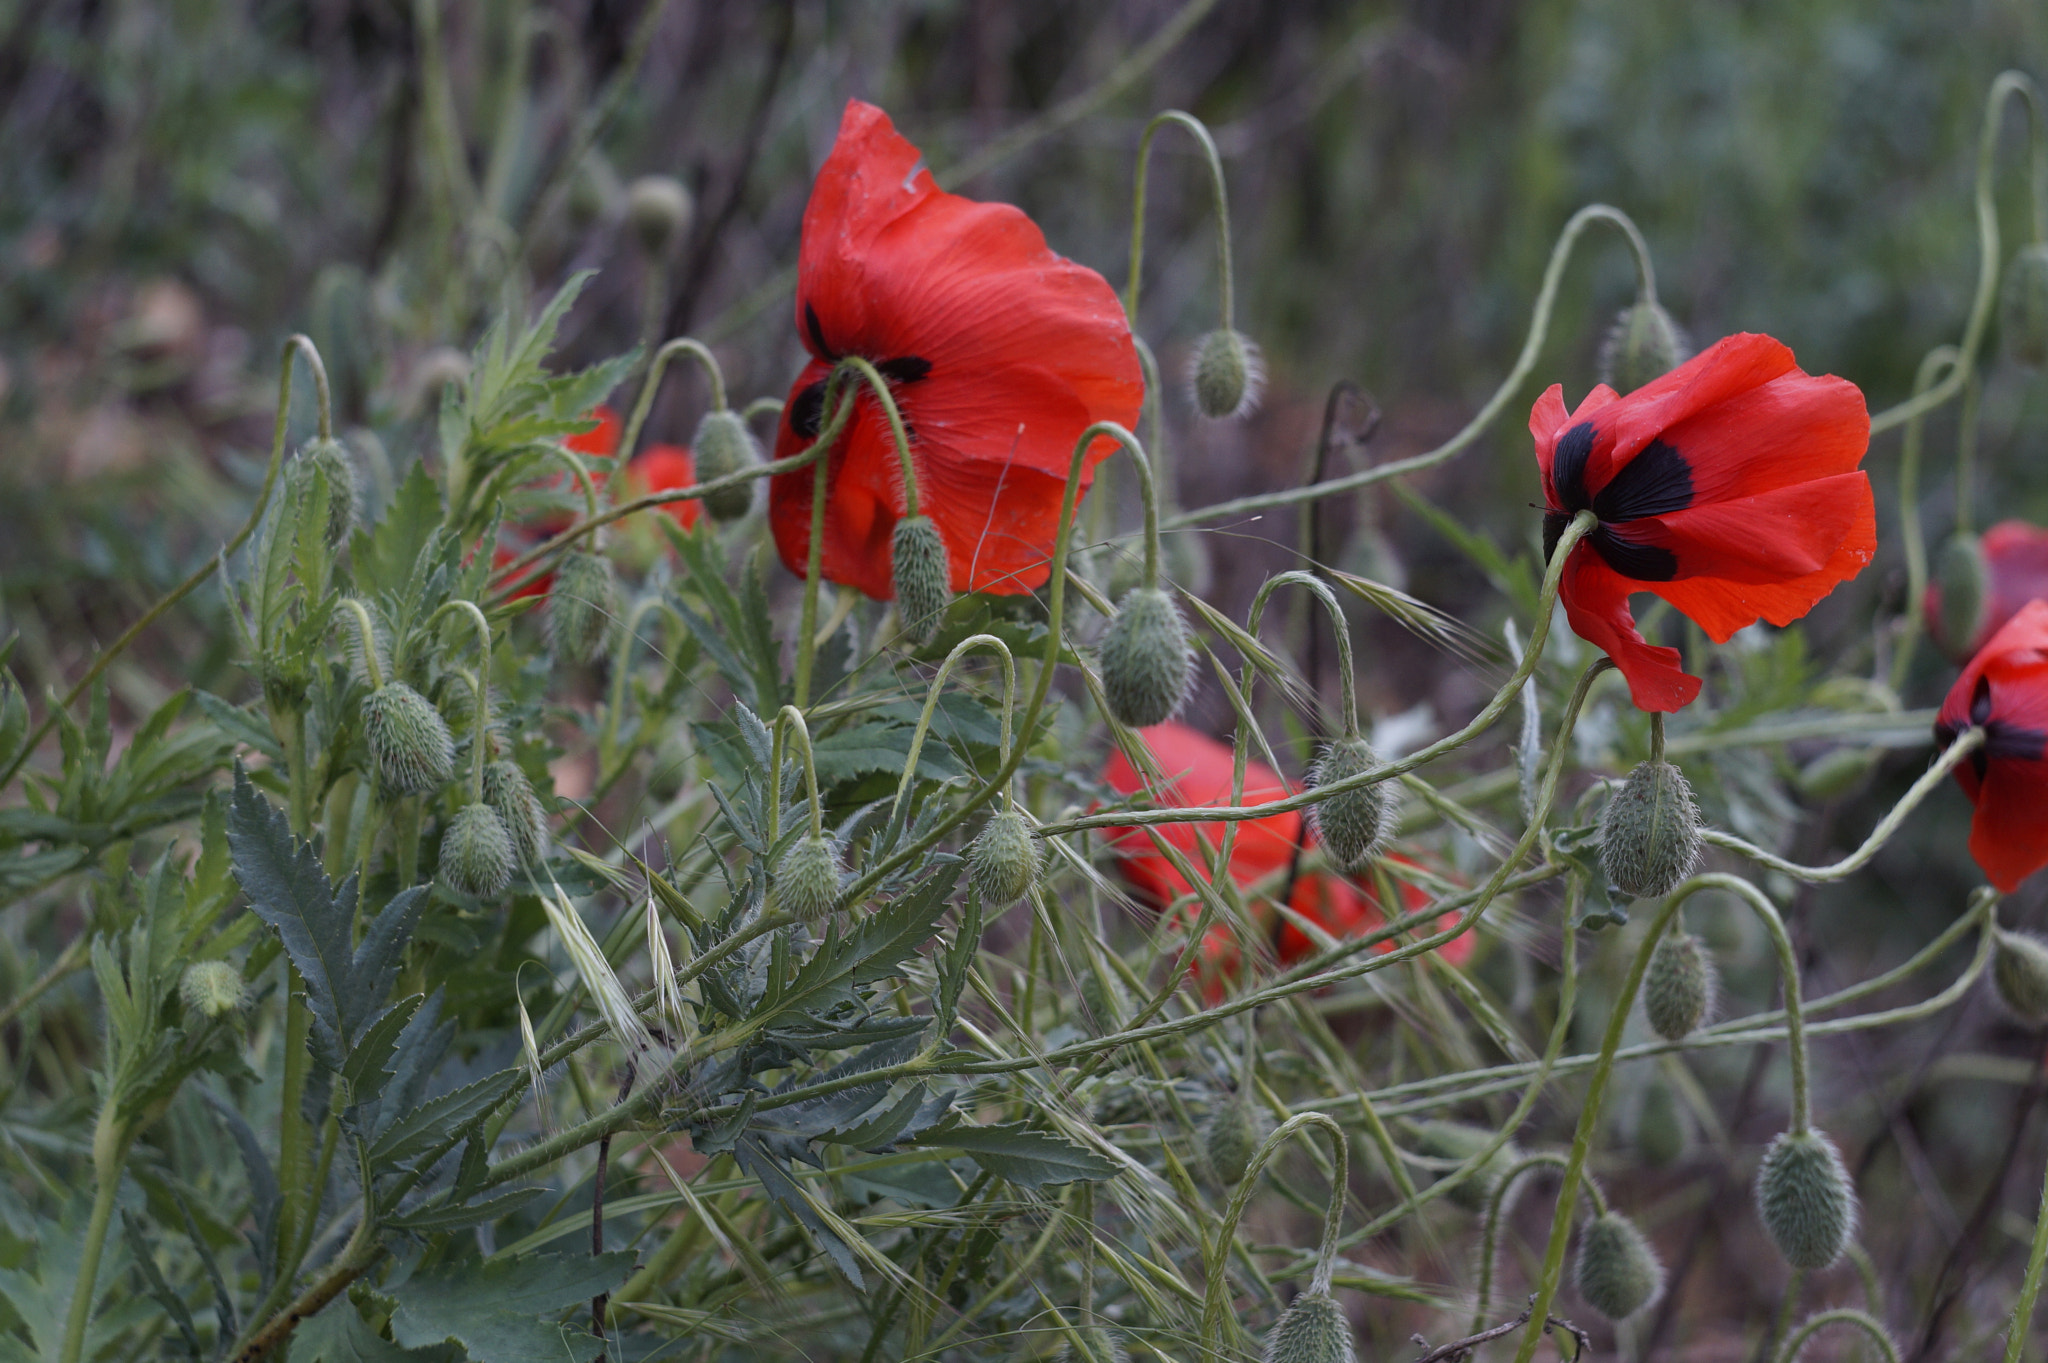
top-left (490, 405), bottom-right (625, 598)
top-left (624, 443), bottom-right (702, 534)
top-left (767, 100), bottom-right (1142, 601)
top-left (1935, 598), bottom-right (2048, 892)
top-left (1925, 520), bottom-right (2048, 662)
top-left (1533, 332), bottom-right (1873, 712)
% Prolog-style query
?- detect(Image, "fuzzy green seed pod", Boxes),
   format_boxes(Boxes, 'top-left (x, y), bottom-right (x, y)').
top-left (966, 809), bottom-right (1039, 908)
top-left (1634, 1076), bottom-right (1690, 1168)
top-left (1574, 1212), bottom-right (1664, 1320)
top-left (483, 758), bottom-right (549, 870)
top-left (1599, 761), bottom-right (1702, 901)
top-left (1100, 586), bottom-right (1193, 728)
top-left (1755, 1129), bottom-right (1857, 1270)
top-left (1307, 738), bottom-right (1391, 872)
top-left (775, 834), bottom-right (844, 922)
top-left (288, 437), bottom-right (360, 548)
top-left (1410, 1120), bottom-right (1521, 1211)
top-left (1262, 1290), bottom-right (1354, 1363)
top-left (890, 515), bottom-right (952, 645)
top-left (1931, 532), bottom-right (1989, 661)
top-left (361, 681), bottom-right (456, 796)
top-left (690, 409), bottom-right (762, 522)
top-left (1189, 328), bottom-right (1264, 420)
top-left (548, 550), bottom-right (618, 663)
top-left (440, 802), bottom-right (515, 899)
top-left (1992, 928), bottom-right (2048, 1024)
top-left (625, 174), bottom-right (693, 258)
top-left (179, 960), bottom-right (246, 1019)
top-left (1055, 1325), bottom-right (1129, 1363)
top-left (1203, 1094), bottom-right (1272, 1186)
top-left (1643, 930), bottom-right (1715, 1041)
top-left (1597, 300), bottom-right (1690, 394)
top-left (2001, 242), bottom-right (2048, 368)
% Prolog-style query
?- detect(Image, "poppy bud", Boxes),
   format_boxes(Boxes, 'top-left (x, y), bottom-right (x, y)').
top-left (483, 758), bottom-right (549, 870)
top-left (1573, 1212), bottom-right (1664, 1320)
top-left (1189, 328), bottom-right (1265, 420)
top-left (547, 550), bottom-right (618, 663)
top-left (1307, 738), bottom-right (1391, 873)
top-left (1635, 1076), bottom-right (1690, 1168)
top-left (1411, 1120), bottom-right (1521, 1211)
top-left (1599, 761), bottom-right (1702, 901)
top-left (1795, 746), bottom-right (1883, 802)
top-left (891, 514), bottom-right (952, 644)
top-left (2001, 242), bottom-right (2048, 368)
top-left (179, 960), bottom-right (246, 1019)
top-left (361, 681), bottom-right (456, 796)
top-left (1203, 1094), bottom-right (1272, 1186)
top-left (440, 802), bottom-right (515, 898)
top-left (1931, 532), bottom-right (1989, 662)
top-left (1597, 301), bottom-right (1690, 394)
top-left (1100, 587), bottom-right (1194, 728)
top-left (625, 174), bottom-right (693, 258)
top-left (1755, 1129), bottom-right (1857, 1270)
top-left (289, 437), bottom-right (360, 548)
top-left (775, 834), bottom-right (844, 922)
top-left (1055, 1325), bottom-right (1129, 1363)
top-left (1643, 930), bottom-right (1715, 1040)
top-left (1261, 1290), bottom-right (1355, 1363)
top-left (690, 409), bottom-right (762, 522)
top-left (966, 809), bottom-right (1040, 908)
top-left (1992, 928), bottom-right (2048, 1024)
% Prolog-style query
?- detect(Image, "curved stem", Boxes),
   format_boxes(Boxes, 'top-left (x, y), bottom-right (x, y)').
top-left (544, 446), bottom-right (602, 522)
top-left (622, 338), bottom-right (729, 462)
top-left (1649, 710), bottom-right (1666, 763)
top-left (1473, 1153), bottom-right (1608, 1333)
top-left (1779, 1309), bottom-right (1901, 1363)
top-left (2007, 1153), bottom-right (2048, 1363)
top-left (1892, 344), bottom-right (1963, 691)
top-left (837, 356), bottom-right (922, 518)
top-left (55, 1123), bottom-right (126, 1363)
top-left (886, 634), bottom-right (1018, 835)
top-left (454, 668), bottom-right (489, 801)
top-left (337, 598), bottom-right (386, 691)
top-left (1955, 369), bottom-right (1984, 536)
top-left (1246, 570), bottom-right (1360, 739)
top-left (1126, 110), bottom-right (1235, 331)
top-left (775, 706), bottom-right (823, 839)
top-left (1200, 1111), bottom-right (1347, 1356)
top-left (1703, 875), bottom-right (1811, 1131)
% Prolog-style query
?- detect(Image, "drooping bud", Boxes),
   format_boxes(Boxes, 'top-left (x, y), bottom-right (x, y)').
top-left (361, 681), bottom-right (456, 796)
top-left (774, 834), bottom-right (844, 922)
top-left (1643, 930), bottom-right (1715, 1040)
top-left (890, 515), bottom-right (952, 645)
top-left (547, 550), bottom-right (618, 663)
top-left (2001, 242), bottom-right (2048, 368)
top-left (1992, 928), bottom-right (2048, 1024)
top-left (1573, 1212), bottom-right (1664, 1320)
top-left (625, 174), bottom-right (693, 258)
top-left (1599, 761), bottom-right (1702, 901)
top-left (1261, 1290), bottom-right (1355, 1363)
top-left (1203, 1093), bottom-right (1272, 1186)
top-left (966, 809), bottom-right (1040, 908)
top-left (1189, 328), bottom-right (1264, 420)
top-left (288, 437), bottom-right (360, 548)
top-left (1410, 1120), bottom-right (1521, 1212)
top-left (689, 409), bottom-right (762, 522)
top-left (1597, 301), bottom-right (1690, 394)
top-left (1100, 586), bottom-right (1194, 728)
top-left (179, 960), bottom-right (246, 1019)
top-left (1755, 1129), bottom-right (1857, 1269)
top-left (1634, 1076), bottom-right (1690, 1168)
top-left (440, 802), bottom-right (515, 899)
top-left (482, 759), bottom-right (550, 871)
top-left (1930, 532), bottom-right (1989, 662)
top-left (1055, 1325), bottom-right (1129, 1363)
top-left (1307, 738), bottom-right (1392, 872)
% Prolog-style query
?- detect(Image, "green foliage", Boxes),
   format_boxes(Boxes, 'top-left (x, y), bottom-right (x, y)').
top-left (388, 1251), bottom-right (636, 1363)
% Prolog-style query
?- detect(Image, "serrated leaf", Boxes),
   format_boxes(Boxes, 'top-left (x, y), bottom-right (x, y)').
top-left (810, 721), bottom-right (963, 787)
top-left (354, 462), bottom-right (444, 598)
top-left (388, 1249), bottom-right (634, 1363)
top-left (340, 995), bottom-right (423, 1106)
top-left (298, 1300), bottom-right (444, 1362)
top-left (368, 1069), bottom-right (521, 1172)
top-left (383, 1186), bottom-right (542, 1234)
top-left (912, 1121), bottom-right (1116, 1188)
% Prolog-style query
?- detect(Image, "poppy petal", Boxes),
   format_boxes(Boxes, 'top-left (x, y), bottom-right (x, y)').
top-left (1643, 372), bottom-right (1870, 507)
top-left (1531, 382), bottom-right (1618, 502)
top-left (1970, 755), bottom-right (2048, 892)
top-left (1630, 473), bottom-right (1873, 587)
top-left (1586, 333), bottom-right (1797, 489)
top-left (1643, 484), bottom-right (1876, 642)
top-left (1560, 549), bottom-right (1702, 712)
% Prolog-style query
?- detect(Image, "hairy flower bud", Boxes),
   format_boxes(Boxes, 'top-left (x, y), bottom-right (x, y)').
top-left (1307, 738), bottom-right (1392, 872)
top-left (548, 550), bottom-right (618, 663)
top-left (891, 514), bottom-right (952, 644)
top-left (690, 409), bottom-right (761, 522)
top-left (966, 809), bottom-right (1040, 908)
top-left (1599, 761), bottom-right (1702, 900)
top-left (1411, 1120), bottom-right (1521, 1211)
top-left (1993, 928), bottom-right (2048, 1024)
top-left (1189, 328), bottom-right (1264, 420)
top-left (1931, 532), bottom-right (1989, 662)
top-left (1643, 930), bottom-right (1716, 1040)
top-left (2002, 242), bottom-right (2048, 368)
top-left (361, 681), bottom-right (455, 796)
top-left (1597, 300), bottom-right (1690, 394)
top-left (1203, 1094), bottom-right (1272, 1186)
top-left (625, 174), bottom-right (693, 258)
top-left (775, 834), bottom-right (844, 922)
top-left (441, 802), bottom-right (515, 899)
top-left (1574, 1212), bottom-right (1664, 1320)
top-left (483, 758), bottom-right (549, 871)
top-left (1635, 1076), bottom-right (1690, 1168)
top-left (288, 437), bottom-right (360, 548)
top-left (180, 960), bottom-right (246, 1019)
top-left (1262, 1290), bottom-right (1354, 1363)
top-left (1100, 586), bottom-right (1194, 728)
top-left (1755, 1129), bottom-right (1857, 1269)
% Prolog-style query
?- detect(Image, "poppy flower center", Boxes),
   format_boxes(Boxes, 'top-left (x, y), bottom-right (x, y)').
top-left (1939, 674), bottom-right (2048, 780)
top-left (1542, 420), bottom-right (1696, 582)
top-left (788, 301), bottom-right (933, 440)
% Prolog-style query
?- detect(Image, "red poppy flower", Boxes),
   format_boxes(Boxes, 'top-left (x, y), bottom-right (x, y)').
top-left (1533, 333), bottom-right (1874, 712)
top-left (488, 406), bottom-right (624, 598)
top-left (1935, 598), bottom-right (2048, 892)
top-left (767, 100), bottom-right (1143, 600)
top-left (625, 443), bottom-right (703, 533)
top-left (1926, 521), bottom-right (2048, 662)
top-left (1274, 859), bottom-right (1474, 970)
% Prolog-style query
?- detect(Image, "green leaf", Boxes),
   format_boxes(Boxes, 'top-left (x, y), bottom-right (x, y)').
top-left (382, 1186), bottom-right (541, 1234)
top-left (297, 1300), bottom-right (446, 1362)
top-left (340, 994), bottom-right (423, 1106)
top-left (912, 1121), bottom-right (1117, 1188)
top-left (388, 1249), bottom-right (635, 1363)
top-left (810, 721), bottom-right (963, 787)
top-left (355, 463), bottom-right (444, 599)
top-left (368, 1070), bottom-right (522, 1172)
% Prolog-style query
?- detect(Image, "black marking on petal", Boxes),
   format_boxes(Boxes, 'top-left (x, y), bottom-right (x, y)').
top-left (1543, 510), bottom-right (1572, 565)
top-left (1551, 421), bottom-right (1596, 510)
top-left (1593, 438), bottom-right (1694, 523)
top-left (1972, 675), bottom-right (1995, 728)
top-left (1590, 525), bottom-right (1678, 581)
top-left (804, 302), bottom-right (838, 361)
top-left (875, 355), bottom-right (932, 385)
top-left (1986, 722), bottom-right (2048, 763)
top-left (790, 379), bottom-right (828, 439)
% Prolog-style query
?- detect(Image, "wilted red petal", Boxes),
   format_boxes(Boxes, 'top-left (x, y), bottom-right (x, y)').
top-left (1936, 600), bottom-right (2048, 891)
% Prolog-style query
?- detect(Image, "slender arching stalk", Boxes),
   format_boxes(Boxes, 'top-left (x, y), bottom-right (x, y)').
top-left (1200, 1111), bottom-right (1348, 1356)
top-left (836, 355), bottom-right (923, 518)
top-left (886, 634), bottom-right (1017, 834)
top-left (622, 337), bottom-right (729, 460)
top-left (337, 598), bottom-right (386, 691)
top-left (1245, 570), bottom-right (1361, 739)
top-left (1472, 1153), bottom-right (1609, 1332)
top-left (1892, 343), bottom-right (1963, 690)
top-left (1126, 109), bottom-right (1236, 331)
top-left (774, 705), bottom-right (824, 840)
top-left (2006, 1152), bottom-right (2048, 1363)
top-left (543, 446), bottom-right (602, 521)
top-left (1778, 1309), bottom-right (1902, 1363)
